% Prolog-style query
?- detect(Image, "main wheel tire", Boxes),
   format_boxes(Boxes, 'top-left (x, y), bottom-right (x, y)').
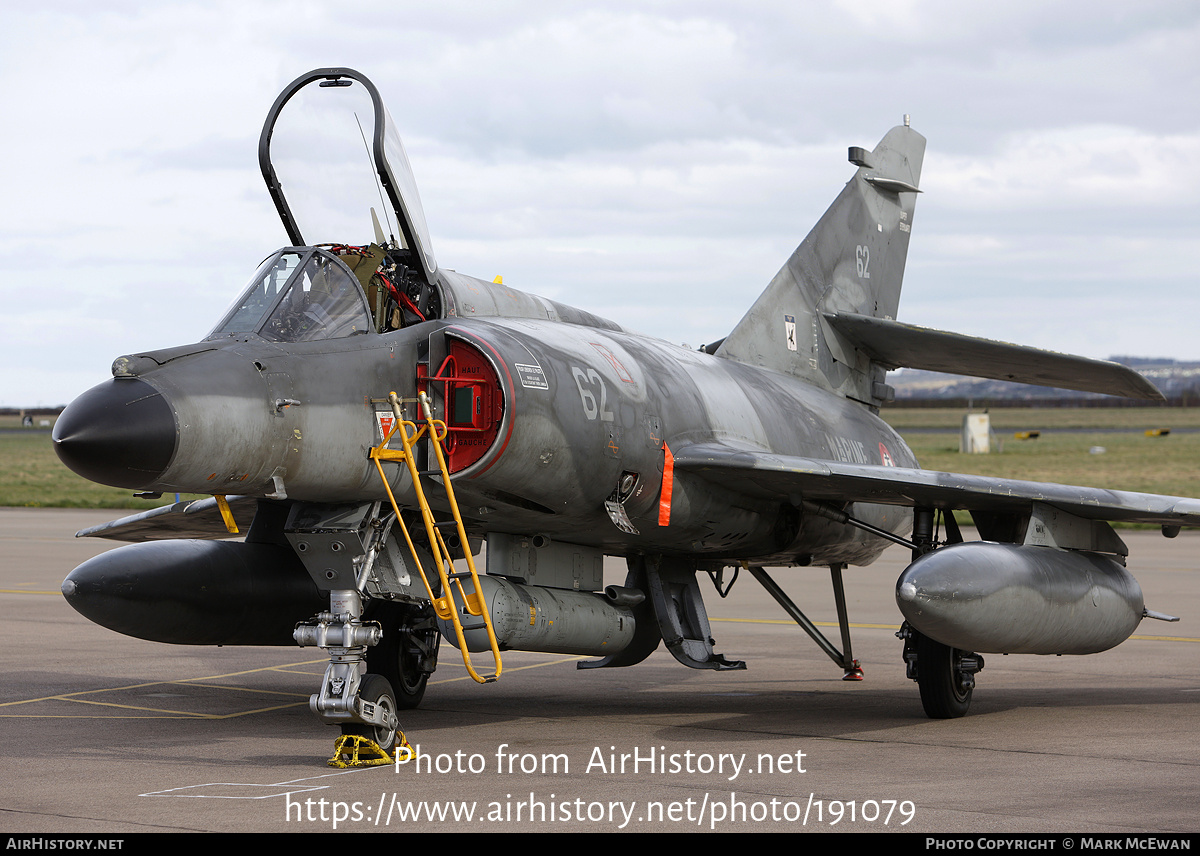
top-left (915, 633), bottom-right (973, 719)
top-left (341, 674), bottom-right (398, 752)
top-left (365, 603), bottom-right (440, 710)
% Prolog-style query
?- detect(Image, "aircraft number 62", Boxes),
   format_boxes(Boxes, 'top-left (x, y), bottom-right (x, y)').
top-left (856, 244), bottom-right (870, 279)
top-left (571, 366), bottom-right (615, 422)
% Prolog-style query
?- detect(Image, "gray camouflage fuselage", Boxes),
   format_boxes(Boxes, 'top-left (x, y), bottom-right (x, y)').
top-left (71, 265), bottom-right (916, 569)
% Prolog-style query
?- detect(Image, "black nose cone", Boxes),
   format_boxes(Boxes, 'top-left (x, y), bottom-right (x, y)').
top-left (53, 378), bottom-right (177, 489)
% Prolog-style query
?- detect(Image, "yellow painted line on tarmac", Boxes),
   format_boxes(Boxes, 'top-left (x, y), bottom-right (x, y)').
top-left (430, 654), bottom-right (585, 685)
top-left (45, 695), bottom-right (223, 717)
top-left (0, 659), bottom-right (323, 720)
top-left (0, 701), bottom-right (310, 721)
top-left (710, 614), bottom-right (1200, 643)
top-left (1, 689), bottom-right (308, 720)
top-left (171, 660), bottom-right (328, 682)
top-left (0, 589), bottom-right (60, 595)
top-left (1130, 634), bottom-right (1200, 642)
top-left (185, 683), bottom-right (309, 698)
top-left (1, 654), bottom-right (589, 718)
top-left (0, 708), bottom-right (303, 721)
top-left (0, 659), bottom-right (329, 707)
top-left (712, 617), bottom-right (899, 631)
top-left (203, 701), bottom-right (314, 720)
top-left (2, 681), bottom-right (182, 707)
top-left (711, 616), bottom-right (1200, 642)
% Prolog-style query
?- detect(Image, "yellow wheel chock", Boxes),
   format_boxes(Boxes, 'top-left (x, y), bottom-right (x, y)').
top-left (327, 732), bottom-right (414, 768)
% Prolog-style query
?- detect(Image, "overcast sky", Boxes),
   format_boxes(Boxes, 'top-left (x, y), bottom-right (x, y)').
top-left (2, 1), bottom-right (1198, 407)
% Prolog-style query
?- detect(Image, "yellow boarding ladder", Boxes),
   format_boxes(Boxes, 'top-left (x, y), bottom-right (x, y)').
top-left (369, 391), bottom-right (502, 684)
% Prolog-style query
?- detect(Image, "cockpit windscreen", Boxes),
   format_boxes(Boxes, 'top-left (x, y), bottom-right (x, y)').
top-left (207, 249), bottom-right (372, 342)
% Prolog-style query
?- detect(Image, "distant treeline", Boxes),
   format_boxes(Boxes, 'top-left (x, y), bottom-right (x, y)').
top-left (884, 393), bottom-right (1200, 410)
top-left (0, 407), bottom-right (63, 416)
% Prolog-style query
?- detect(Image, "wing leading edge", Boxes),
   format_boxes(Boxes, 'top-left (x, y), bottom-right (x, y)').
top-left (673, 443), bottom-right (1200, 527)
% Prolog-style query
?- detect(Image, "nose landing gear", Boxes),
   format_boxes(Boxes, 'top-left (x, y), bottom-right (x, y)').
top-left (295, 589), bottom-right (402, 761)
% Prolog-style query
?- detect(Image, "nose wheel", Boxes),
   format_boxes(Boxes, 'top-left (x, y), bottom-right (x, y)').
top-left (340, 674), bottom-right (399, 752)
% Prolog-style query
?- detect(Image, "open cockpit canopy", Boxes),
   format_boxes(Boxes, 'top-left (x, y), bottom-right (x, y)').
top-left (247, 68), bottom-right (617, 338)
top-left (219, 68), bottom-right (460, 342)
top-left (259, 67), bottom-right (437, 286)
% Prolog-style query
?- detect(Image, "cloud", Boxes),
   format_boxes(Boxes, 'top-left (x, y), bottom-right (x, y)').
top-left (1, 1), bottom-right (1198, 405)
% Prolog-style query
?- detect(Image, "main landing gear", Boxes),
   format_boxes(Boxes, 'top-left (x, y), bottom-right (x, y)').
top-left (897, 506), bottom-right (983, 718)
top-left (791, 501), bottom-right (987, 717)
top-left (899, 623), bottom-right (985, 719)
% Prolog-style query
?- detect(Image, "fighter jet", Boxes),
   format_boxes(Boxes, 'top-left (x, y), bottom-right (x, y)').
top-left (54, 68), bottom-right (1188, 752)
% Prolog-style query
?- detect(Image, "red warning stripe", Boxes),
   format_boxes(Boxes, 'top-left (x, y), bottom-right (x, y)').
top-left (658, 442), bottom-right (674, 527)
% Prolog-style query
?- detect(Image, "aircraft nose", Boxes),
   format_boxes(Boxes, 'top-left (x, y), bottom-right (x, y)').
top-left (53, 378), bottom-right (177, 489)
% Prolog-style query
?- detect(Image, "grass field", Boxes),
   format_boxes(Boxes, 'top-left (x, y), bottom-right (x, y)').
top-left (879, 405), bottom-right (1200, 431)
top-left (2, 407), bottom-right (1199, 508)
top-left (0, 431), bottom-right (198, 509)
top-left (882, 407), bottom-right (1200, 498)
top-left (0, 415), bottom-right (200, 509)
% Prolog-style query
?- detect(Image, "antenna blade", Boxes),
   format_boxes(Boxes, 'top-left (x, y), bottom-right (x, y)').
top-left (371, 207), bottom-right (387, 245)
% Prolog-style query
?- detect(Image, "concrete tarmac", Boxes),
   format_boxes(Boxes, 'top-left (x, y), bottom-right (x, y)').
top-left (2, 508), bottom-right (1198, 834)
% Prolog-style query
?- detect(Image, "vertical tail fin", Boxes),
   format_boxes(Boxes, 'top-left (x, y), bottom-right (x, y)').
top-left (716, 122), bottom-right (925, 406)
